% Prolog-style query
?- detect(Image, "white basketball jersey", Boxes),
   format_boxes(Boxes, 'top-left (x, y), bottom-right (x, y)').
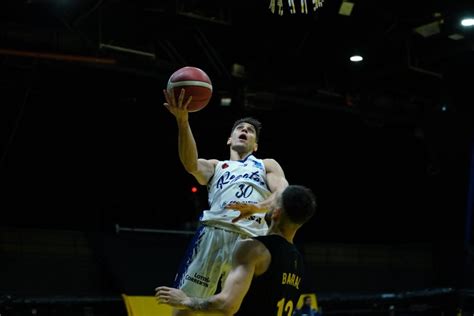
top-left (201, 154), bottom-right (272, 237)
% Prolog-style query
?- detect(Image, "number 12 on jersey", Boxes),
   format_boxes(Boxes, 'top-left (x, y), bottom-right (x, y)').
top-left (276, 297), bottom-right (294, 316)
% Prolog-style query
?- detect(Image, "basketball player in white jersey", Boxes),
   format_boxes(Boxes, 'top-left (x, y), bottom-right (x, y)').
top-left (162, 88), bottom-right (288, 316)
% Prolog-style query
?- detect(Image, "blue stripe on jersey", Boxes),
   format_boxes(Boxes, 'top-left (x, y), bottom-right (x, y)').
top-left (238, 154), bottom-right (254, 163)
top-left (173, 225), bottom-right (205, 288)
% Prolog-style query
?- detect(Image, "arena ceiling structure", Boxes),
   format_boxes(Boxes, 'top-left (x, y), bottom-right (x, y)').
top-left (1, 0), bottom-right (473, 110)
top-left (1, 0), bottom-right (473, 243)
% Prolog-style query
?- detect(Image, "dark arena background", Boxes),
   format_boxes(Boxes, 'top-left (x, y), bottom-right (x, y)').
top-left (1, 0), bottom-right (474, 315)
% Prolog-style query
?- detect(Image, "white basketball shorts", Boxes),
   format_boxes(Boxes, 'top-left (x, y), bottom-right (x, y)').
top-left (173, 225), bottom-right (249, 298)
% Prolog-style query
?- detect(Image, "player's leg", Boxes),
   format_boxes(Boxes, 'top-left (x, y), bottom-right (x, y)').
top-left (172, 226), bottom-right (226, 316)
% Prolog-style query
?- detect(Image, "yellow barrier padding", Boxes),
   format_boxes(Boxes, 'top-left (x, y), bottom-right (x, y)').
top-left (122, 295), bottom-right (173, 316)
top-left (296, 293), bottom-right (318, 310)
top-left (121, 294), bottom-right (223, 316)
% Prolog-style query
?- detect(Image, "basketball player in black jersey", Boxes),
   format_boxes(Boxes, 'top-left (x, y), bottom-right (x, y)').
top-left (156, 185), bottom-right (316, 315)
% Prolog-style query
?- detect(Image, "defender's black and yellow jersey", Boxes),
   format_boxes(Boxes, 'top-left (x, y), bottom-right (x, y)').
top-left (236, 234), bottom-right (304, 315)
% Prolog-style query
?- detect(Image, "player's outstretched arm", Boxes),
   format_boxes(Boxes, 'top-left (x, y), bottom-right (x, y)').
top-left (163, 88), bottom-right (216, 185)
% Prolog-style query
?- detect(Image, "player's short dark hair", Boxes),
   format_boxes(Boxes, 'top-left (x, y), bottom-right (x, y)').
top-left (281, 185), bottom-right (317, 225)
top-left (231, 117), bottom-right (262, 142)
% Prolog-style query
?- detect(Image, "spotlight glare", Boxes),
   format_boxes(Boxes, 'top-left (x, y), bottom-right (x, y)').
top-left (461, 18), bottom-right (474, 27)
top-left (350, 55), bottom-right (363, 62)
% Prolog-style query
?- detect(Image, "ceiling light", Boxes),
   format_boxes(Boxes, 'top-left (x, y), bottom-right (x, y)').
top-left (231, 63), bottom-right (246, 78)
top-left (350, 55), bottom-right (363, 62)
top-left (414, 21), bottom-right (441, 37)
top-left (448, 33), bottom-right (464, 40)
top-left (461, 18), bottom-right (474, 27)
top-left (339, 1), bottom-right (354, 16)
top-left (220, 97), bottom-right (232, 106)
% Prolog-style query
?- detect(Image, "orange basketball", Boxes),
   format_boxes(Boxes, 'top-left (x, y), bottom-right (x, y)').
top-left (167, 66), bottom-right (213, 112)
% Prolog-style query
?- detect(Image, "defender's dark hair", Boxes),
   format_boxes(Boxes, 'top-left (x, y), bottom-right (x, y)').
top-left (231, 117), bottom-right (262, 142)
top-left (281, 185), bottom-right (317, 225)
